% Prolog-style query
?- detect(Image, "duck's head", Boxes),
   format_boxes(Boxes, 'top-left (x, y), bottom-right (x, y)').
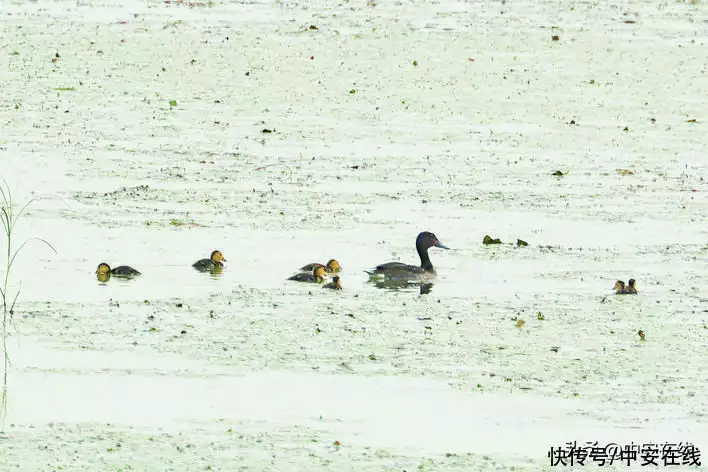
top-left (614, 280), bottom-right (625, 292)
top-left (96, 263), bottom-right (111, 275)
top-left (326, 259), bottom-right (342, 273)
top-left (210, 250), bottom-right (226, 264)
top-left (313, 265), bottom-right (327, 282)
top-left (416, 231), bottom-right (450, 251)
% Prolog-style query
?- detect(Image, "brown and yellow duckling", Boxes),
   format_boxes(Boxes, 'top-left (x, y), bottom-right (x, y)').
top-left (625, 278), bottom-right (638, 294)
top-left (193, 250), bottom-right (226, 272)
top-left (613, 280), bottom-right (626, 294)
top-left (323, 276), bottom-right (342, 290)
top-left (96, 262), bottom-right (141, 281)
top-left (300, 259), bottom-right (342, 274)
top-left (288, 265), bottom-right (327, 283)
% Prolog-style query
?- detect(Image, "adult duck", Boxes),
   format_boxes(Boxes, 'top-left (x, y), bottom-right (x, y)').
top-left (365, 231), bottom-right (449, 279)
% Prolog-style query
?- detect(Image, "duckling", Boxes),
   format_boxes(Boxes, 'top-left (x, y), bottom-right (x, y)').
top-left (323, 276), bottom-right (342, 290)
top-left (625, 278), bottom-right (638, 294)
top-left (300, 259), bottom-right (342, 274)
top-left (614, 280), bottom-right (627, 294)
top-left (96, 262), bottom-right (141, 280)
top-left (193, 250), bottom-right (226, 272)
top-left (288, 265), bottom-right (327, 283)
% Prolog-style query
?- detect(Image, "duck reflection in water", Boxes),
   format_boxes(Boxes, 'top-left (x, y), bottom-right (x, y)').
top-left (371, 279), bottom-right (435, 295)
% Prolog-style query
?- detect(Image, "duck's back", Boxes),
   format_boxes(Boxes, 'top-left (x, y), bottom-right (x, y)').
top-left (373, 262), bottom-right (425, 273)
top-left (299, 263), bottom-right (325, 272)
top-left (193, 258), bottom-right (217, 271)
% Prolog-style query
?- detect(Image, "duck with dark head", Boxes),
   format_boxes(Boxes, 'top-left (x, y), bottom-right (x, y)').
top-left (365, 231), bottom-right (449, 280)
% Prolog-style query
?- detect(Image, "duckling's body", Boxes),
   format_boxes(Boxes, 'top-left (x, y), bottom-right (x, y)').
top-left (96, 262), bottom-right (141, 280)
top-left (288, 265), bottom-right (327, 283)
top-left (614, 280), bottom-right (626, 294)
top-left (193, 250), bottom-right (226, 272)
top-left (323, 276), bottom-right (342, 290)
top-left (366, 231), bottom-right (449, 279)
top-left (300, 259), bottom-right (342, 274)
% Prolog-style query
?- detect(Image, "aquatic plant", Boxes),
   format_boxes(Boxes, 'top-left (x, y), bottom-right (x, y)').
top-left (0, 178), bottom-right (57, 428)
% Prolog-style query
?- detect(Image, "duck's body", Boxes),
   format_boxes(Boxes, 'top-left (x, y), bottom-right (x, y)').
top-left (193, 250), bottom-right (226, 272)
top-left (300, 259), bottom-right (342, 274)
top-left (96, 262), bottom-right (141, 280)
top-left (288, 265), bottom-right (327, 283)
top-left (365, 232), bottom-right (449, 279)
top-left (323, 276), bottom-right (342, 290)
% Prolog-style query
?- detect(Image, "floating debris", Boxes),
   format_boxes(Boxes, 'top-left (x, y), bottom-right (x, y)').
top-left (483, 235), bottom-right (502, 245)
top-left (517, 239), bottom-right (528, 247)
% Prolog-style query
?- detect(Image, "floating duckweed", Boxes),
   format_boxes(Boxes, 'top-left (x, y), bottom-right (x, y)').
top-left (537, 312), bottom-right (545, 320)
top-left (168, 99), bottom-right (177, 107)
top-left (483, 235), bottom-right (502, 245)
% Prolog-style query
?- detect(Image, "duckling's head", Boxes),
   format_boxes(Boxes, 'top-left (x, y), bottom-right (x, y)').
top-left (314, 265), bottom-right (327, 282)
top-left (333, 276), bottom-right (342, 289)
top-left (96, 263), bottom-right (111, 275)
top-left (614, 280), bottom-right (625, 292)
top-left (627, 278), bottom-right (637, 289)
top-left (326, 259), bottom-right (342, 273)
top-left (210, 250), bottom-right (226, 264)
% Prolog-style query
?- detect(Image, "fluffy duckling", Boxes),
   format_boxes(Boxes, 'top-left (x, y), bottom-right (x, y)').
top-left (614, 280), bottom-right (626, 294)
top-left (193, 250), bottom-right (226, 272)
top-left (288, 265), bottom-right (327, 283)
top-left (96, 262), bottom-right (141, 281)
top-left (300, 259), bottom-right (342, 274)
top-left (625, 278), bottom-right (638, 294)
top-left (323, 276), bottom-right (342, 290)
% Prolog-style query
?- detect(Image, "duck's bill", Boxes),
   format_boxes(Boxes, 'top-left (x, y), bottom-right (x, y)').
top-left (435, 241), bottom-right (450, 249)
